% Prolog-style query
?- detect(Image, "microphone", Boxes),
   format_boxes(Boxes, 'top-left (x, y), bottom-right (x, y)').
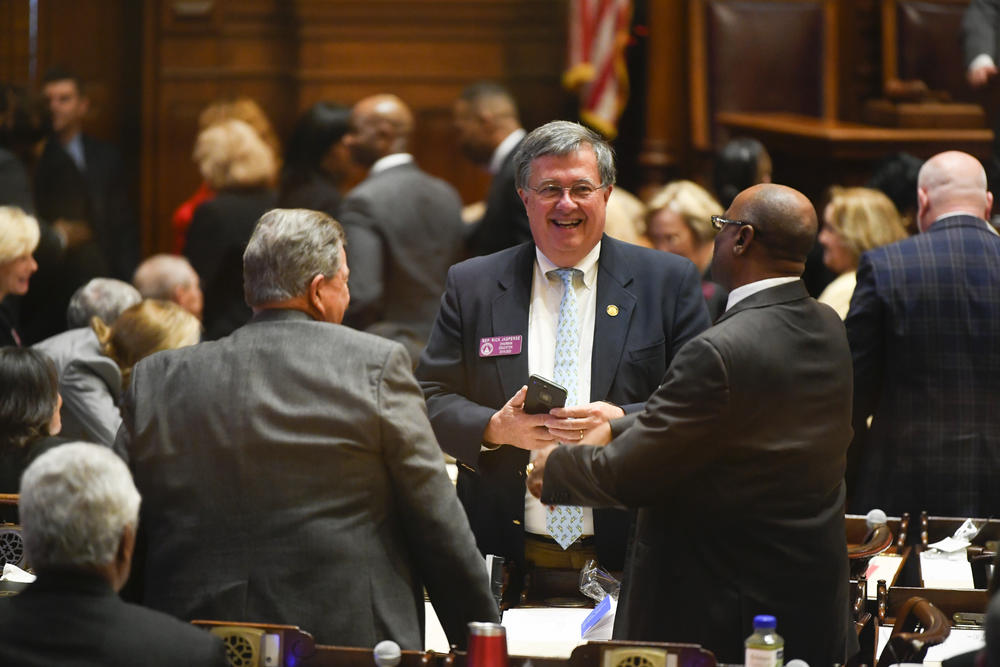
top-left (866, 508), bottom-right (888, 530)
top-left (373, 640), bottom-right (401, 667)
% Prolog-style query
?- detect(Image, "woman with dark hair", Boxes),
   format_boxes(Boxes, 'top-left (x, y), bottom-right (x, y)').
top-left (277, 101), bottom-right (352, 217)
top-left (0, 347), bottom-right (68, 493)
top-left (713, 137), bottom-right (772, 208)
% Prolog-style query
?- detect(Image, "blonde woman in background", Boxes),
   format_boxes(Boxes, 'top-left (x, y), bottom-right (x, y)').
top-left (184, 119), bottom-right (278, 340)
top-left (171, 97), bottom-right (280, 253)
top-left (0, 206), bottom-right (40, 346)
top-left (645, 180), bottom-right (728, 320)
top-left (59, 299), bottom-right (201, 449)
top-left (818, 187), bottom-right (908, 319)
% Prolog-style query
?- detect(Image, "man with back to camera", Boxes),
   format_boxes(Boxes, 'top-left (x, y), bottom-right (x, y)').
top-left (846, 150), bottom-right (1000, 520)
top-left (0, 442), bottom-right (227, 666)
top-left (117, 208), bottom-right (497, 649)
top-left (339, 93), bottom-right (465, 366)
top-left (527, 183), bottom-right (852, 665)
top-left (416, 120), bottom-right (710, 600)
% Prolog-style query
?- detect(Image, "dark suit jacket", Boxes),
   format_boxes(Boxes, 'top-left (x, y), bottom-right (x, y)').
top-left (23, 135), bottom-right (138, 343)
top-left (0, 147), bottom-right (33, 212)
top-left (541, 281), bottom-right (852, 665)
top-left (116, 309), bottom-right (498, 649)
top-left (184, 188), bottom-right (277, 340)
top-left (0, 570), bottom-right (227, 667)
top-left (340, 161), bottom-right (465, 365)
top-left (466, 138), bottom-right (532, 257)
top-left (416, 236), bottom-right (711, 572)
top-left (846, 215), bottom-right (1000, 519)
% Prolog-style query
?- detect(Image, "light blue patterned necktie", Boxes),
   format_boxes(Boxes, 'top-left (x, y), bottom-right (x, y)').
top-left (545, 267), bottom-right (584, 549)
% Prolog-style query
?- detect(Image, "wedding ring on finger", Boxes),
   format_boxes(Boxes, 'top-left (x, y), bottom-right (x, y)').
top-left (579, 430), bottom-right (584, 440)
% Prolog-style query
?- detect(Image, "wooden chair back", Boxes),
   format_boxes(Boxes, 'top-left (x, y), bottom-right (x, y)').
top-left (689, 0), bottom-right (839, 150)
top-left (875, 596), bottom-right (951, 666)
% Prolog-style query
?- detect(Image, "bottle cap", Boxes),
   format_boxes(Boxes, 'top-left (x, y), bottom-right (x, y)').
top-left (753, 614), bottom-right (776, 630)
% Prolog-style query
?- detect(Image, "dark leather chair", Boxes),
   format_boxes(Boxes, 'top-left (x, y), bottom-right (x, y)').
top-left (689, 0), bottom-right (838, 149)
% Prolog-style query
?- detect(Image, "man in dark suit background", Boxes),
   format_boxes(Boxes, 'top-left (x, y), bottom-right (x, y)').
top-left (528, 183), bottom-right (852, 665)
top-left (416, 121), bottom-right (710, 598)
top-left (0, 442), bottom-right (226, 667)
top-left (340, 93), bottom-right (465, 365)
top-left (22, 68), bottom-right (138, 344)
top-left (117, 208), bottom-right (497, 649)
top-left (454, 82), bottom-right (532, 256)
top-left (847, 150), bottom-right (1000, 520)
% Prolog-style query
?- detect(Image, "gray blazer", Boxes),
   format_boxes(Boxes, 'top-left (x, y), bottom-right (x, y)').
top-left (541, 281), bottom-right (852, 665)
top-left (116, 309), bottom-right (498, 649)
top-left (963, 0), bottom-right (1000, 65)
top-left (340, 160), bottom-right (465, 364)
top-left (34, 327), bottom-right (123, 448)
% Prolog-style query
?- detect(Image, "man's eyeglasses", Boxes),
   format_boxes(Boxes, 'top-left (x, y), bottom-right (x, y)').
top-left (524, 182), bottom-right (608, 202)
top-left (711, 215), bottom-right (759, 233)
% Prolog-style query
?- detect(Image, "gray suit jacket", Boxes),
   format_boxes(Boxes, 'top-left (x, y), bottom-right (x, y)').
top-left (340, 160), bottom-right (465, 364)
top-left (963, 0), bottom-right (1000, 66)
top-left (116, 309), bottom-right (498, 649)
top-left (541, 281), bottom-right (852, 665)
top-left (34, 327), bottom-right (123, 449)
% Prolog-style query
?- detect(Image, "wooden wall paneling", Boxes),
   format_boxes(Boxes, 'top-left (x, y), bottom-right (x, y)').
top-left (0, 0), bottom-right (31, 85)
top-left (290, 0), bottom-right (570, 207)
top-left (638, 0), bottom-right (688, 194)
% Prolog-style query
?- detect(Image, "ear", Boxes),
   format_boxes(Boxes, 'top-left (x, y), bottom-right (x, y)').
top-left (112, 523), bottom-right (136, 592)
top-left (307, 274), bottom-right (326, 316)
top-left (986, 191), bottom-right (994, 221)
top-left (733, 225), bottom-right (753, 253)
top-left (602, 184), bottom-right (613, 203)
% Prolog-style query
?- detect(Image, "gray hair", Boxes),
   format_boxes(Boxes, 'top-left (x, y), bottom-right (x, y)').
top-left (66, 278), bottom-right (142, 329)
top-left (132, 254), bottom-right (198, 301)
top-left (20, 442), bottom-right (141, 571)
top-left (513, 120), bottom-right (616, 190)
top-left (243, 208), bottom-right (345, 307)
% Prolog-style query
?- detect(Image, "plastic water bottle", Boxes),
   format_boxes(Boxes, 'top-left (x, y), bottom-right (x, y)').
top-left (744, 614), bottom-right (784, 667)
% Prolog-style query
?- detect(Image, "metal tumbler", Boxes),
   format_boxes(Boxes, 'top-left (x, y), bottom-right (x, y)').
top-left (466, 621), bottom-right (508, 667)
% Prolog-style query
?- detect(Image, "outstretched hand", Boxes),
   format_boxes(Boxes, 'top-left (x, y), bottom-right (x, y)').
top-left (544, 400), bottom-right (623, 444)
top-left (527, 444), bottom-right (558, 499)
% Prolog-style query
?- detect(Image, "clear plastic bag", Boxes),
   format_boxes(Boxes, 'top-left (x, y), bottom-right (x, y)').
top-left (578, 559), bottom-right (620, 603)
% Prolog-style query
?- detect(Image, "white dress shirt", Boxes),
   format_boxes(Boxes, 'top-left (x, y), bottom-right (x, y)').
top-left (523, 242), bottom-right (601, 537)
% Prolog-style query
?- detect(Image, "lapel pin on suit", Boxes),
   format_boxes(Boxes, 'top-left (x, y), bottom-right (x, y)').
top-left (606, 305), bottom-right (619, 317)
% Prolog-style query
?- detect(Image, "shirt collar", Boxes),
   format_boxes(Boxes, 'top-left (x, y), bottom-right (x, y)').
top-left (535, 240), bottom-right (601, 289)
top-left (489, 128), bottom-right (526, 175)
top-left (930, 212), bottom-right (1000, 236)
top-left (370, 152), bottom-right (414, 176)
top-left (725, 276), bottom-right (799, 311)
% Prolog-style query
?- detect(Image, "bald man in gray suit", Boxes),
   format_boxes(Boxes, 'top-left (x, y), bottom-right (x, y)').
top-left (340, 94), bottom-right (465, 365)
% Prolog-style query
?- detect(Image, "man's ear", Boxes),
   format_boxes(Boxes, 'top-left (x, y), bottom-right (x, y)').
top-left (307, 274), bottom-right (325, 314)
top-left (734, 226), bottom-right (753, 252)
top-left (986, 191), bottom-right (994, 221)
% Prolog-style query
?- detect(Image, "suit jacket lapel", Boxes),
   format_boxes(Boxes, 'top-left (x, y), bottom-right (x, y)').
top-left (492, 244), bottom-right (534, 400)
top-left (591, 237), bottom-right (637, 401)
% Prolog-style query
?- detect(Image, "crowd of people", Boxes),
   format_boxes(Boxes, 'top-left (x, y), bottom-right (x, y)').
top-left (1, 67), bottom-right (1000, 665)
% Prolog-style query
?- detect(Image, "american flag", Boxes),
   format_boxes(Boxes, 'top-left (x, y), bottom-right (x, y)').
top-left (563, 0), bottom-right (633, 139)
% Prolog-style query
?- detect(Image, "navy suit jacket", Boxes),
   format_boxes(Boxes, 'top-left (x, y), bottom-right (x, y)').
top-left (416, 235), bottom-right (710, 572)
top-left (846, 215), bottom-right (1000, 518)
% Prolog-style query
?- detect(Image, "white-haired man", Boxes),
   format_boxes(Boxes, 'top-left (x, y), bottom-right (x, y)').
top-left (132, 253), bottom-right (204, 321)
top-left (117, 208), bottom-right (497, 649)
top-left (0, 442), bottom-right (226, 666)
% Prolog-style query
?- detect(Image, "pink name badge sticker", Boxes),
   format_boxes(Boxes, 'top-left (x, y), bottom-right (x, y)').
top-left (479, 335), bottom-right (523, 357)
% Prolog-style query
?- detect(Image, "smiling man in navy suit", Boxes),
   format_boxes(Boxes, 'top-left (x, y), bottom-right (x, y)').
top-left (416, 121), bottom-right (710, 598)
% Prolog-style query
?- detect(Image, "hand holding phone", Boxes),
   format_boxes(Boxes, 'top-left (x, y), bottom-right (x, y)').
top-left (523, 374), bottom-right (568, 414)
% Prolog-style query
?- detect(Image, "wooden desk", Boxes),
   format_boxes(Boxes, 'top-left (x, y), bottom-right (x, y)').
top-left (715, 112), bottom-right (995, 201)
